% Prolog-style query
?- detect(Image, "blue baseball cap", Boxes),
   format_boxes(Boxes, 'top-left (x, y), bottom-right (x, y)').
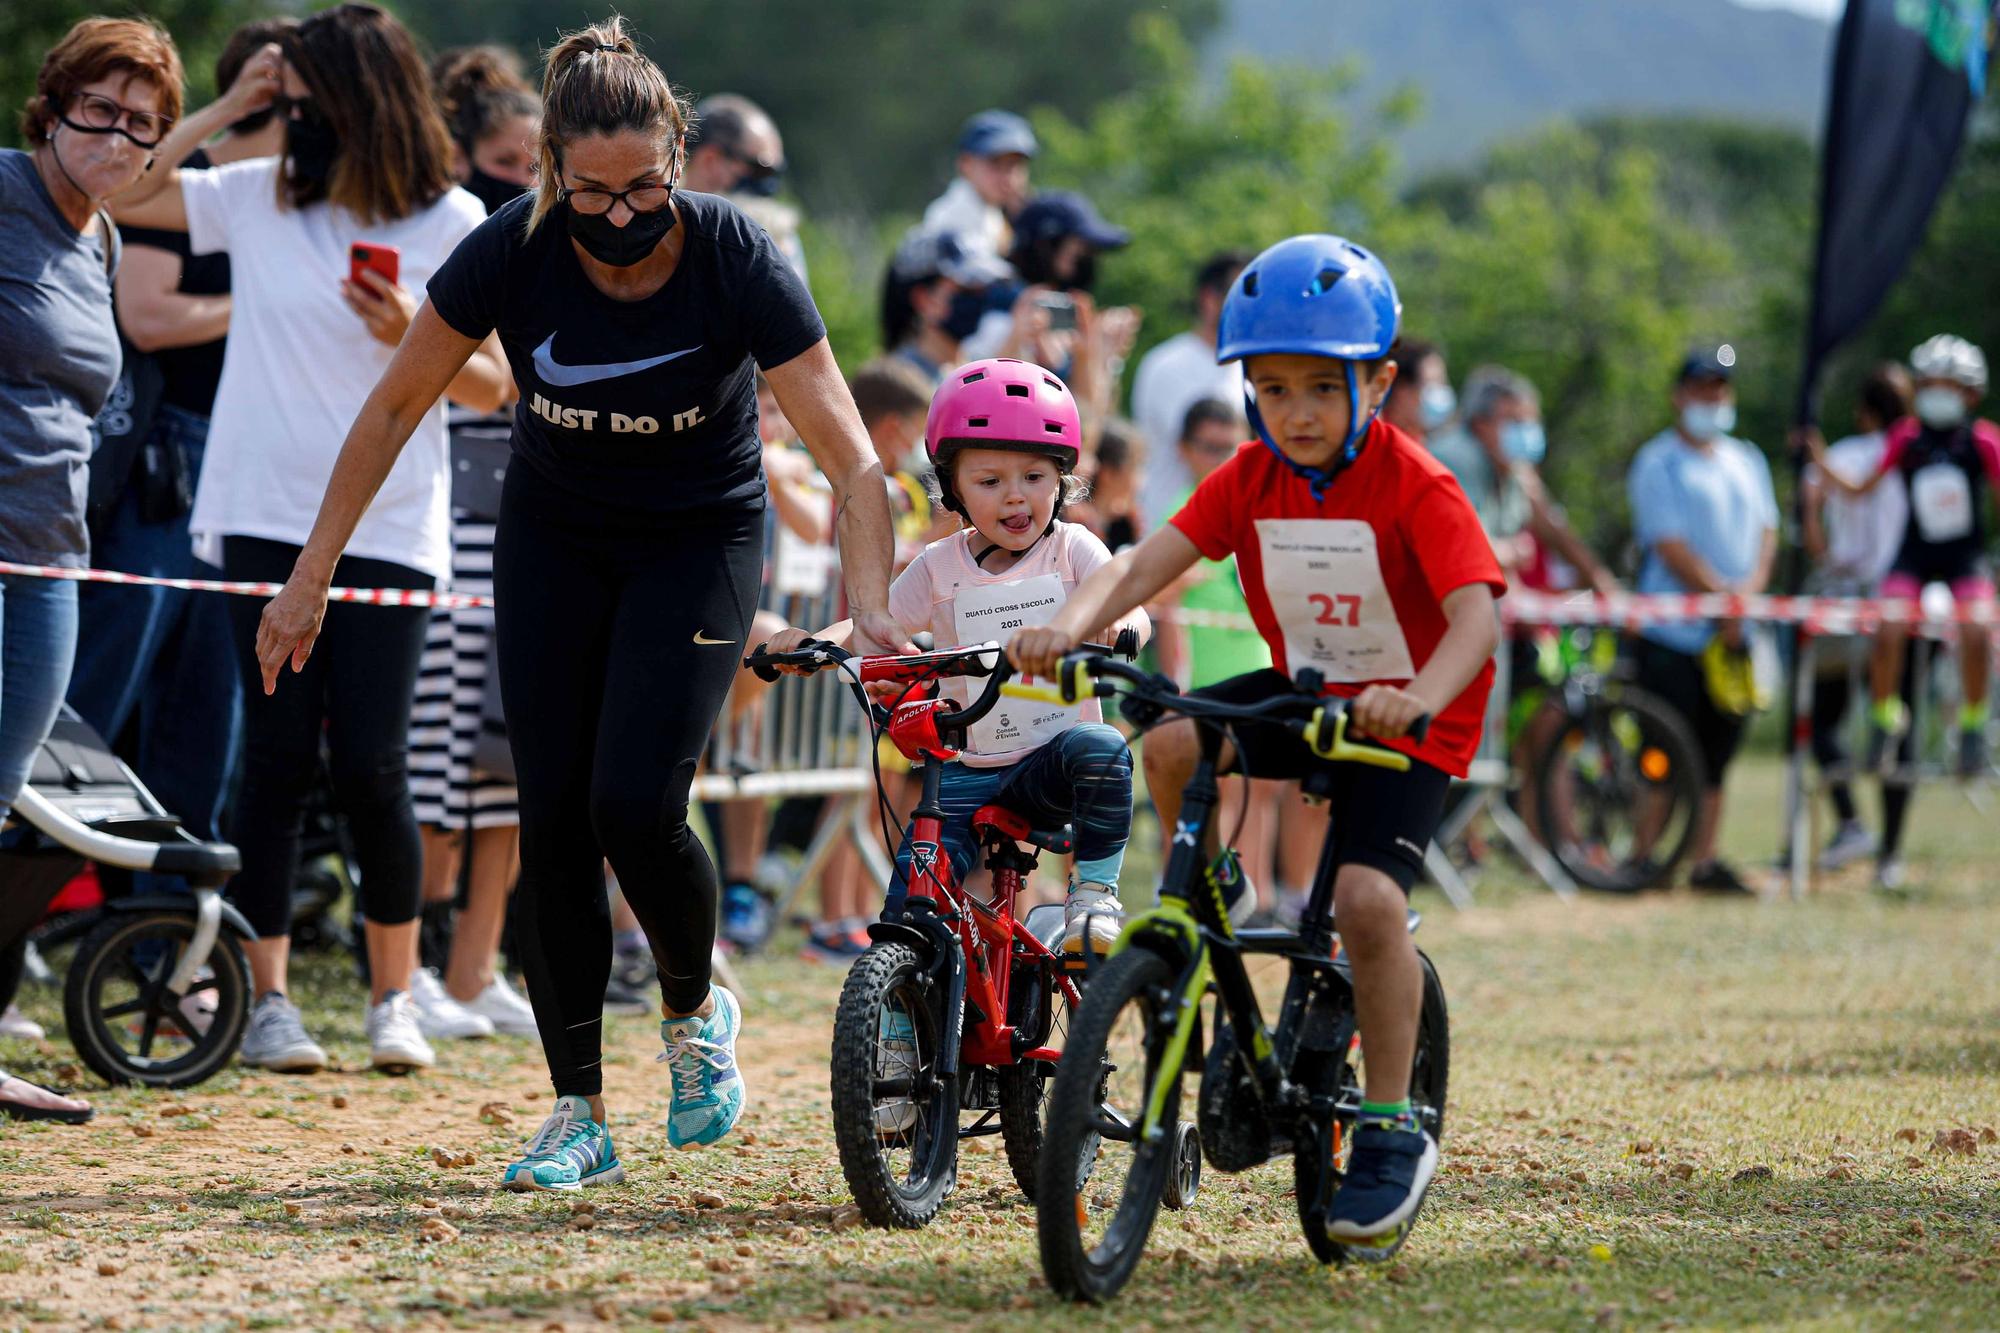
top-left (957, 109), bottom-right (1038, 159)
top-left (1010, 190), bottom-right (1130, 252)
top-left (1678, 343), bottom-right (1737, 384)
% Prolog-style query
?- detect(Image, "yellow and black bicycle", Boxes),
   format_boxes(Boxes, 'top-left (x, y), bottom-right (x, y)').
top-left (1004, 656), bottom-right (1450, 1303)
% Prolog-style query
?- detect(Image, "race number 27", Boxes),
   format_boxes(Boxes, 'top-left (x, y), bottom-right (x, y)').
top-left (1309, 593), bottom-right (1362, 626)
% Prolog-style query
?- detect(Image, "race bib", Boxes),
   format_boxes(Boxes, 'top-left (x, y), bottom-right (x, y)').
top-left (771, 522), bottom-right (832, 597)
top-left (951, 573), bottom-right (1079, 753)
top-left (1254, 518), bottom-right (1415, 683)
top-left (1910, 463), bottom-right (1974, 544)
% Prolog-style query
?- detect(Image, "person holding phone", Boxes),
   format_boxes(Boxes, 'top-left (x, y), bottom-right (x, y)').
top-left (110, 1), bottom-right (512, 1076)
top-left (249, 17), bottom-right (901, 1193)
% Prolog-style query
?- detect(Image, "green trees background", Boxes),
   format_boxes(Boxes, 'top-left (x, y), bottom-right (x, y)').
top-left (8, 0), bottom-right (1997, 568)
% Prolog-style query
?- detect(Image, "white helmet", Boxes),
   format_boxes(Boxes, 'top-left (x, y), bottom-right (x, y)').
top-left (1910, 334), bottom-right (1988, 391)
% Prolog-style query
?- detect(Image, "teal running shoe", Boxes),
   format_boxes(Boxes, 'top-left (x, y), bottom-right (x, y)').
top-left (500, 1094), bottom-right (626, 1192)
top-left (659, 986), bottom-right (746, 1149)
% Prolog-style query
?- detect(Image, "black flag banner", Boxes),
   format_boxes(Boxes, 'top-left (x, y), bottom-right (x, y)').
top-left (1798, 0), bottom-right (1997, 422)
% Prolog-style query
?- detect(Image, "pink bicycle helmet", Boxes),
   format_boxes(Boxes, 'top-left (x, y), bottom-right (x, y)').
top-left (924, 358), bottom-right (1082, 473)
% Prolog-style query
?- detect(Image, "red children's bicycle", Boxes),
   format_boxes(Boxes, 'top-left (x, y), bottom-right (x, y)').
top-left (745, 634), bottom-right (1178, 1228)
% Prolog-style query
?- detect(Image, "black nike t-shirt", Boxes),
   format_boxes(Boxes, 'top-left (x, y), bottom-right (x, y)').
top-left (427, 190), bottom-right (825, 513)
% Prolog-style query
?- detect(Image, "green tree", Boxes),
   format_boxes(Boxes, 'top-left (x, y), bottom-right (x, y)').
top-left (405, 0), bottom-right (1220, 214)
top-left (1024, 16), bottom-right (1398, 384)
top-left (1392, 129), bottom-right (1741, 555)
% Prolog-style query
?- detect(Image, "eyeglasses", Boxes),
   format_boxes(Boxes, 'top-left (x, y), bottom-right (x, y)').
top-left (723, 144), bottom-right (783, 182)
top-left (58, 92), bottom-right (173, 149)
top-left (559, 175), bottom-right (676, 217)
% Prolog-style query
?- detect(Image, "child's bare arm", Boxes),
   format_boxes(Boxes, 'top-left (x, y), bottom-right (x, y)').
top-left (1009, 526), bottom-right (1199, 676)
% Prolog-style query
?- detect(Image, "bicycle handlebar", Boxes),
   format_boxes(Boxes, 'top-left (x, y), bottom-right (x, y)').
top-left (743, 628), bottom-right (1139, 737)
top-left (1001, 653), bottom-right (1428, 770)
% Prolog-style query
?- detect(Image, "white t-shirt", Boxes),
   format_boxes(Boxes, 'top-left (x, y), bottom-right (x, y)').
top-left (183, 158), bottom-right (484, 582)
top-left (1129, 331), bottom-right (1244, 529)
top-left (1809, 431), bottom-right (1907, 586)
top-left (919, 178), bottom-right (1007, 260)
top-left (888, 521), bottom-right (1146, 768)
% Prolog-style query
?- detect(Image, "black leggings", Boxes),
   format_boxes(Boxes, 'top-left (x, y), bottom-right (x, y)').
top-left (493, 472), bottom-right (761, 1098)
top-left (223, 537), bottom-right (431, 938)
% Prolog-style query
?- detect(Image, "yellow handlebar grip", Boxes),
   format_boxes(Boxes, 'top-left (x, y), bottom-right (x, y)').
top-left (1305, 708), bottom-right (1413, 772)
top-left (1057, 656), bottom-right (1096, 704)
top-left (1001, 682), bottom-right (1072, 705)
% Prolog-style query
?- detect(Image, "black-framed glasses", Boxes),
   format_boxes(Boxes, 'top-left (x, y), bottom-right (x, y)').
top-left (559, 175), bottom-right (677, 217)
top-left (58, 92), bottom-right (173, 149)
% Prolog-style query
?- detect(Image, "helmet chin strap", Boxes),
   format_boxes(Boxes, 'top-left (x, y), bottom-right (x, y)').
top-left (1243, 362), bottom-right (1379, 503)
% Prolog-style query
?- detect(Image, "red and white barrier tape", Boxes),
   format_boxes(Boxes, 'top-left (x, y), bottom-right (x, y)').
top-left (1165, 590), bottom-right (1989, 637)
top-left (3, 559), bottom-right (1989, 635)
top-left (0, 559), bottom-right (495, 610)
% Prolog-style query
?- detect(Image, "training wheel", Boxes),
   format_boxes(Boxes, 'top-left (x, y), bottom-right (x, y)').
top-left (1162, 1120), bottom-right (1202, 1210)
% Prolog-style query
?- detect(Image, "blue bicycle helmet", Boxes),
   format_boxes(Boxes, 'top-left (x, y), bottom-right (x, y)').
top-left (1216, 235), bottom-right (1402, 498)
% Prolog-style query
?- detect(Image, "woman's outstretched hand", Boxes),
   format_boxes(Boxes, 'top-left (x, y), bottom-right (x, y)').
top-left (256, 568), bottom-right (331, 695)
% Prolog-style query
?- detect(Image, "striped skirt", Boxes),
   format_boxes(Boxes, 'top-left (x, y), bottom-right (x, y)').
top-left (409, 512), bottom-right (519, 830)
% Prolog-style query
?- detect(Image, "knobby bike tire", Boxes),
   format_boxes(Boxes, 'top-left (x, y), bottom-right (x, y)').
top-left (1535, 683), bottom-right (1705, 892)
top-left (829, 942), bottom-right (958, 1228)
top-left (1036, 946), bottom-right (1179, 1304)
top-left (1294, 949), bottom-right (1450, 1264)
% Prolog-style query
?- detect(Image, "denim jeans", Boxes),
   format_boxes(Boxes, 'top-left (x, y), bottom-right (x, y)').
top-left (0, 573), bottom-right (79, 822)
top-left (888, 722), bottom-right (1132, 915)
top-left (66, 406), bottom-right (243, 892)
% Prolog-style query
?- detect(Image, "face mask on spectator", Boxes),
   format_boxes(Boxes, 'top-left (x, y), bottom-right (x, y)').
top-left (942, 289), bottom-right (988, 342)
top-left (1065, 253), bottom-right (1097, 295)
top-left (286, 105), bottom-right (340, 186)
top-left (1501, 419), bottom-right (1546, 465)
top-left (1420, 382), bottom-right (1456, 430)
top-left (465, 166), bottom-right (528, 216)
top-left (1679, 400), bottom-right (1736, 441)
top-left (1915, 386), bottom-right (1969, 429)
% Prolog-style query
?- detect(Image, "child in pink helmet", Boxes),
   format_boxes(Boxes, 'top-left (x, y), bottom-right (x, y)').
top-left (767, 358), bottom-right (1149, 952)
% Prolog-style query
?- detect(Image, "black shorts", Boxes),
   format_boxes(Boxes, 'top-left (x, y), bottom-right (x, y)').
top-left (1185, 669), bottom-right (1452, 892)
top-left (1630, 637), bottom-right (1744, 788)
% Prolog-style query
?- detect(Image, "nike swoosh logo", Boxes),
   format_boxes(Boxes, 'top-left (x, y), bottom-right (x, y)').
top-left (692, 631), bottom-right (734, 645)
top-left (531, 334), bottom-right (703, 387)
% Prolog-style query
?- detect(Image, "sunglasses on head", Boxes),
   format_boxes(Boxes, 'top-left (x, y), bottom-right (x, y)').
top-left (56, 91), bottom-right (172, 149)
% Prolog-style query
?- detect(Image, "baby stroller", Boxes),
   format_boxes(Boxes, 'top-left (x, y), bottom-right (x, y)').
top-left (5, 706), bottom-right (249, 1087)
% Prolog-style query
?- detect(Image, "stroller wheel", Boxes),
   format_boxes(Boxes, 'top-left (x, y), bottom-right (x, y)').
top-left (63, 910), bottom-right (251, 1088)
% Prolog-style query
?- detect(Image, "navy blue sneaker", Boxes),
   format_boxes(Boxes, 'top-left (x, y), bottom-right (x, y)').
top-left (1326, 1122), bottom-right (1438, 1257)
top-left (719, 882), bottom-right (773, 954)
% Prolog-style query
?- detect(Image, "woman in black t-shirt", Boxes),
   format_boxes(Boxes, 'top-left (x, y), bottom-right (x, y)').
top-left (254, 19), bottom-right (902, 1191)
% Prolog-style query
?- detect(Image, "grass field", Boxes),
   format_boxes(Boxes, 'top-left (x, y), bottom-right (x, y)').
top-left (3, 756), bottom-right (1997, 1330)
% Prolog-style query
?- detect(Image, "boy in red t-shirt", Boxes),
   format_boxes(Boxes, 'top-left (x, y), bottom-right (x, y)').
top-left (1009, 235), bottom-right (1501, 1253)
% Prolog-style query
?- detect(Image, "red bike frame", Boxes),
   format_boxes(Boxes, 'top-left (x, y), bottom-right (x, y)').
top-left (863, 653), bottom-right (1083, 1072)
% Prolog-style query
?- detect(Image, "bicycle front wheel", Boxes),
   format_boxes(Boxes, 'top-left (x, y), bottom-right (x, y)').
top-left (1036, 946), bottom-right (1182, 1304)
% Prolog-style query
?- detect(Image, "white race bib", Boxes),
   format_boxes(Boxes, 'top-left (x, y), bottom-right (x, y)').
top-left (771, 522), bottom-right (832, 597)
top-left (1254, 518), bottom-right (1415, 683)
top-left (1910, 463), bottom-right (1974, 544)
top-left (951, 573), bottom-right (1079, 753)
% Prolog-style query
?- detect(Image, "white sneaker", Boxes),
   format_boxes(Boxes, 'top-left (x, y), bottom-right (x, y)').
top-left (0, 1004), bottom-right (45, 1041)
top-left (367, 991), bottom-right (436, 1074)
top-left (239, 993), bottom-right (328, 1073)
top-left (1061, 882), bottom-right (1125, 956)
top-left (462, 974), bottom-right (539, 1037)
top-left (409, 968), bottom-right (495, 1041)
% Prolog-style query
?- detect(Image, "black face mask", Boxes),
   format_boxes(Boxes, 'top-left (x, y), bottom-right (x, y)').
top-left (286, 106), bottom-right (339, 186)
top-left (1065, 252), bottom-right (1098, 295)
top-left (565, 194), bottom-right (677, 267)
top-left (465, 166), bottom-right (528, 216)
top-left (942, 288), bottom-right (988, 343)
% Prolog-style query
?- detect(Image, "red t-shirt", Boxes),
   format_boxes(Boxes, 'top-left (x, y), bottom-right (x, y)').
top-left (1170, 420), bottom-right (1505, 776)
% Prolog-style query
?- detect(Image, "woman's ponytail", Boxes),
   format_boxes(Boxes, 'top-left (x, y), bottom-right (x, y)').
top-left (528, 16), bottom-right (687, 234)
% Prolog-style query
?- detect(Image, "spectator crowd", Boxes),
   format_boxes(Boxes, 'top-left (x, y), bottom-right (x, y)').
top-left (3, 5), bottom-right (1995, 1126)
